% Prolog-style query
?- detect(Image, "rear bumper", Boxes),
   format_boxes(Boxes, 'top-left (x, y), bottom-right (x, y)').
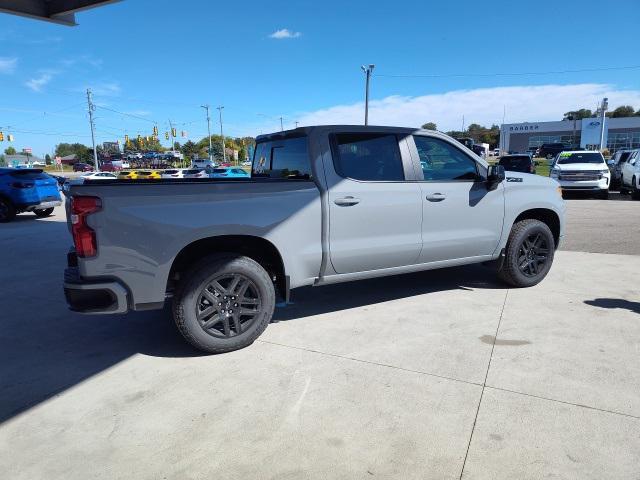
top-left (20, 200), bottom-right (62, 211)
top-left (64, 266), bottom-right (129, 314)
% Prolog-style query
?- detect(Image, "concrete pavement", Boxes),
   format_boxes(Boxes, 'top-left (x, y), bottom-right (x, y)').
top-left (1, 201), bottom-right (639, 479)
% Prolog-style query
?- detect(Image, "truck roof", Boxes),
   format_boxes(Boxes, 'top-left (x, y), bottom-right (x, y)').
top-left (255, 125), bottom-right (423, 142)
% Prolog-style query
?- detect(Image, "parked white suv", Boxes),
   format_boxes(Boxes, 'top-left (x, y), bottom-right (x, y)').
top-left (619, 150), bottom-right (640, 199)
top-left (549, 150), bottom-right (610, 199)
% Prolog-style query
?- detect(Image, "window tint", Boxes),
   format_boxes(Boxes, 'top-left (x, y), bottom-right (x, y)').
top-left (252, 136), bottom-right (311, 179)
top-left (332, 133), bottom-right (404, 181)
top-left (413, 136), bottom-right (478, 181)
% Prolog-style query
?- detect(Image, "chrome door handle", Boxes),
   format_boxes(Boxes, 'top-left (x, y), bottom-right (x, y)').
top-left (426, 193), bottom-right (446, 202)
top-left (334, 196), bottom-right (361, 206)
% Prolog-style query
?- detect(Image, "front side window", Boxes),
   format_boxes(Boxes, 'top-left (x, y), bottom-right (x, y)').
top-left (252, 136), bottom-right (311, 179)
top-left (413, 136), bottom-right (478, 181)
top-left (332, 133), bottom-right (404, 181)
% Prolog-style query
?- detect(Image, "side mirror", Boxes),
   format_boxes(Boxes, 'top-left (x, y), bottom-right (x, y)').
top-left (487, 165), bottom-right (505, 190)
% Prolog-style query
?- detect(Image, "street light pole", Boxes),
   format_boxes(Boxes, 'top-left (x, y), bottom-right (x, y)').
top-left (217, 106), bottom-right (226, 163)
top-left (201, 104), bottom-right (213, 162)
top-left (86, 88), bottom-right (99, 172)
top-left (361, 64), bottom-right (375, 125)
top-left (279, 116), bottom-right (284, 132)
top-left (599, 97), bottom-right (608, 151)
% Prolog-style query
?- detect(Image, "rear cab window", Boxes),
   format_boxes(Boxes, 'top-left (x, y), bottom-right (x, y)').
top-left (331, 133), bottom-right (404, 181)
top-left (252, 135), bottom-right (311, 179)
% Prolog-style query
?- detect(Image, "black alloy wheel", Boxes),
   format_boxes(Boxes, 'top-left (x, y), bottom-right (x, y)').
top-left (517, 232), bottom-right (550, 278)
top-left (195, 273), bottom-right (262, 338)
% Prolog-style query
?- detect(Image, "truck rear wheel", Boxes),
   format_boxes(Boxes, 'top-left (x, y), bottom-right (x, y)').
top-left (173, 254), bottom-right (275, 354)
top-left (0, 198), bottom-right (16, 223)
top-left (497, 219), bottom-right (555, 288)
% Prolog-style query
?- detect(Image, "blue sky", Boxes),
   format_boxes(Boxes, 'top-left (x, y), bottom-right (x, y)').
top-left (1, 0), bottom-right (640, 156)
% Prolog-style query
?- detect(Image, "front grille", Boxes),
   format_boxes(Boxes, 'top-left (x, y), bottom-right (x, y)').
top-left (559, 170), bottom-right (601, 181)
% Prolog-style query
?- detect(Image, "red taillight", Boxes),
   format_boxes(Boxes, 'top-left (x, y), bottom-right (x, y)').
top-left (71, 196), bottom-right (101, 258)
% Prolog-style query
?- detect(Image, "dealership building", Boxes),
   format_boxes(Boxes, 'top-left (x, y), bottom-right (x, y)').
top-left (500, 116), bottom-right (640, 154)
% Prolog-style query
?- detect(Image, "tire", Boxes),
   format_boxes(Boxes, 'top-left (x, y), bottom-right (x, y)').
top-left (33, 207), bottom-right (54, 218)
top-left (173, 254), bottom-right (275, 354)
top-left (598, 190), bottom-right (609, 200)
top-left (632, 177), bottom-right (640, 200)
top-left (498, 219), bottom-right (555, 288)
top-left (620, 176), bottom-right (628, 194)
top-left (0, 198), bottom-right (16, 223)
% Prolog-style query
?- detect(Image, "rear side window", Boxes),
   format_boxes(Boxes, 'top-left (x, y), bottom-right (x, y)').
top-left (332, 133), bottom-right (404, 181)
top-left (252, 136), bottom-right (311, 179)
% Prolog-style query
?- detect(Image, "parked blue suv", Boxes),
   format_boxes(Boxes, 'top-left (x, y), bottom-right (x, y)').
top-left (0, 168), bottom-right (62, 222)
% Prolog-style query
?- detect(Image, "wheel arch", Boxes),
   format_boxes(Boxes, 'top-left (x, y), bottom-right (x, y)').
top-left (167, 235), bottom-right (288, 301)
top-left (512, 208), bottom-right (561, 248)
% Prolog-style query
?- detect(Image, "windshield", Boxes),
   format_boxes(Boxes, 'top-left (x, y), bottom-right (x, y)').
top-left (556, 152), bottom-right (604, 164)
top-left (499, 156), bottom-right (530, 169)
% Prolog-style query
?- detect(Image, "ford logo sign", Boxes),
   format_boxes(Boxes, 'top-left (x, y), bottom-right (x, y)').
top-left (589, 121), bottom-right (600, 126)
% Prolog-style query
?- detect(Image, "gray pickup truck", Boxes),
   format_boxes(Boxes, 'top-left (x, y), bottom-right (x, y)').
top-left (64, 126), bottom-right (565, 353)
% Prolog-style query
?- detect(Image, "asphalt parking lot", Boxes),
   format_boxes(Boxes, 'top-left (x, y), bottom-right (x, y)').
top-left (1, 198), bottom-right (639, 479)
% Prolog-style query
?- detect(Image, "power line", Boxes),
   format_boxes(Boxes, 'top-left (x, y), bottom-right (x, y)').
top-left (95, 105), bottom-right (157, 124)
top-left (374, 64), bottom-right (640, 79)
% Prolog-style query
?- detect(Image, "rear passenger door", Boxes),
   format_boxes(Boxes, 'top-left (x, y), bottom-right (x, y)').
top-left (325, 132), bottom-right (423, 274)
top-left (410, 135), bottom-right (504, 263)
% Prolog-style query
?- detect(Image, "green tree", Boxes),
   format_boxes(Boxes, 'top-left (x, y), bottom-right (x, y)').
top-left (563, 109), bottom-right (593, 120)
top-left (45, 154), bottom-right (52, 165)
top-left (609, 105), bottom-right (635, 118)
top-left (180, 140), bottom-right (200, 158)
top-left (4, 146), bottom-right (17, 155)
top-left (54, 143), bottom-right (93, 162)
top-left (421, 122), bottom-right (437, 130)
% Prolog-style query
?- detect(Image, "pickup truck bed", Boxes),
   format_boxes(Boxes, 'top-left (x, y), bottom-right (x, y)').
top-left (64, 125), bottom-right (565, 353)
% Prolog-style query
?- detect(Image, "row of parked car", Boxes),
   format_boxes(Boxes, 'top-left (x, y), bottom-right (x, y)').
top-left (496, 148), bottom-right (640, 199)
top-left (77, 166), bottom-right (250, 181)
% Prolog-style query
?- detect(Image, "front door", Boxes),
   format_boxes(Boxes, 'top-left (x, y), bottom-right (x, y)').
top-left (410, 135), bottom-right (504, 263)
top-left (327, 132), bottom-right (423, 274)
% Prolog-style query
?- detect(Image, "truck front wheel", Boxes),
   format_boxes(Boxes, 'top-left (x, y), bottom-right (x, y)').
top-left (497, 219), bottom-right (555, 288)
top-left (173, 254), bottom-right (275, 354)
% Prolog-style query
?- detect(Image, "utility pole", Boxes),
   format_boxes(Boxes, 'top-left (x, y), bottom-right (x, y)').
top-left (201, 104), bottom-right (213, 162)
top-left (361, 64), bottom-right (375, 125)
top-left (86, 88), bottom-right (99, 172)
top-left (599, 97), bottom-right (608, 151)
top-left (217, 106), bottom-right (226, 163)
top-left (279, 116), bottom-right (284, 132)
top-left (294, 121), bottom-right (299, 128)
top-left (461, 115), bottom-right (465, 133)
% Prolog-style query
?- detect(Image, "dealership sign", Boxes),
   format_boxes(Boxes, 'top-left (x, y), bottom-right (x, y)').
top-left (509, 125), bottom-right (540, 131)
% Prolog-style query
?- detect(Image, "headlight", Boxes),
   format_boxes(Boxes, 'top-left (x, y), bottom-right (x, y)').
top-left (599, 169), bottom-right (610, 174)
top-left (550, 168), bottom-right (560, 176)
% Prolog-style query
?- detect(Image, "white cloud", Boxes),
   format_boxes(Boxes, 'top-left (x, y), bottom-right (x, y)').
top-left (88, 82), bottom-right (121, 96)
top-left (269, 28), bottom-right (301, 39)
top-left (124, 110), bottom-right (151, 116)
top-left (294, 84), bottom-right (640, 130)
top-left (25, 73), bottom-right (53, 92)
top-left (0, 57), bottom-right (17, 74)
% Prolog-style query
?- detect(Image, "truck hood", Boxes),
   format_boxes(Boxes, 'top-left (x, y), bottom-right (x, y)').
top-left (553, 163), bottom-right (607, 171)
